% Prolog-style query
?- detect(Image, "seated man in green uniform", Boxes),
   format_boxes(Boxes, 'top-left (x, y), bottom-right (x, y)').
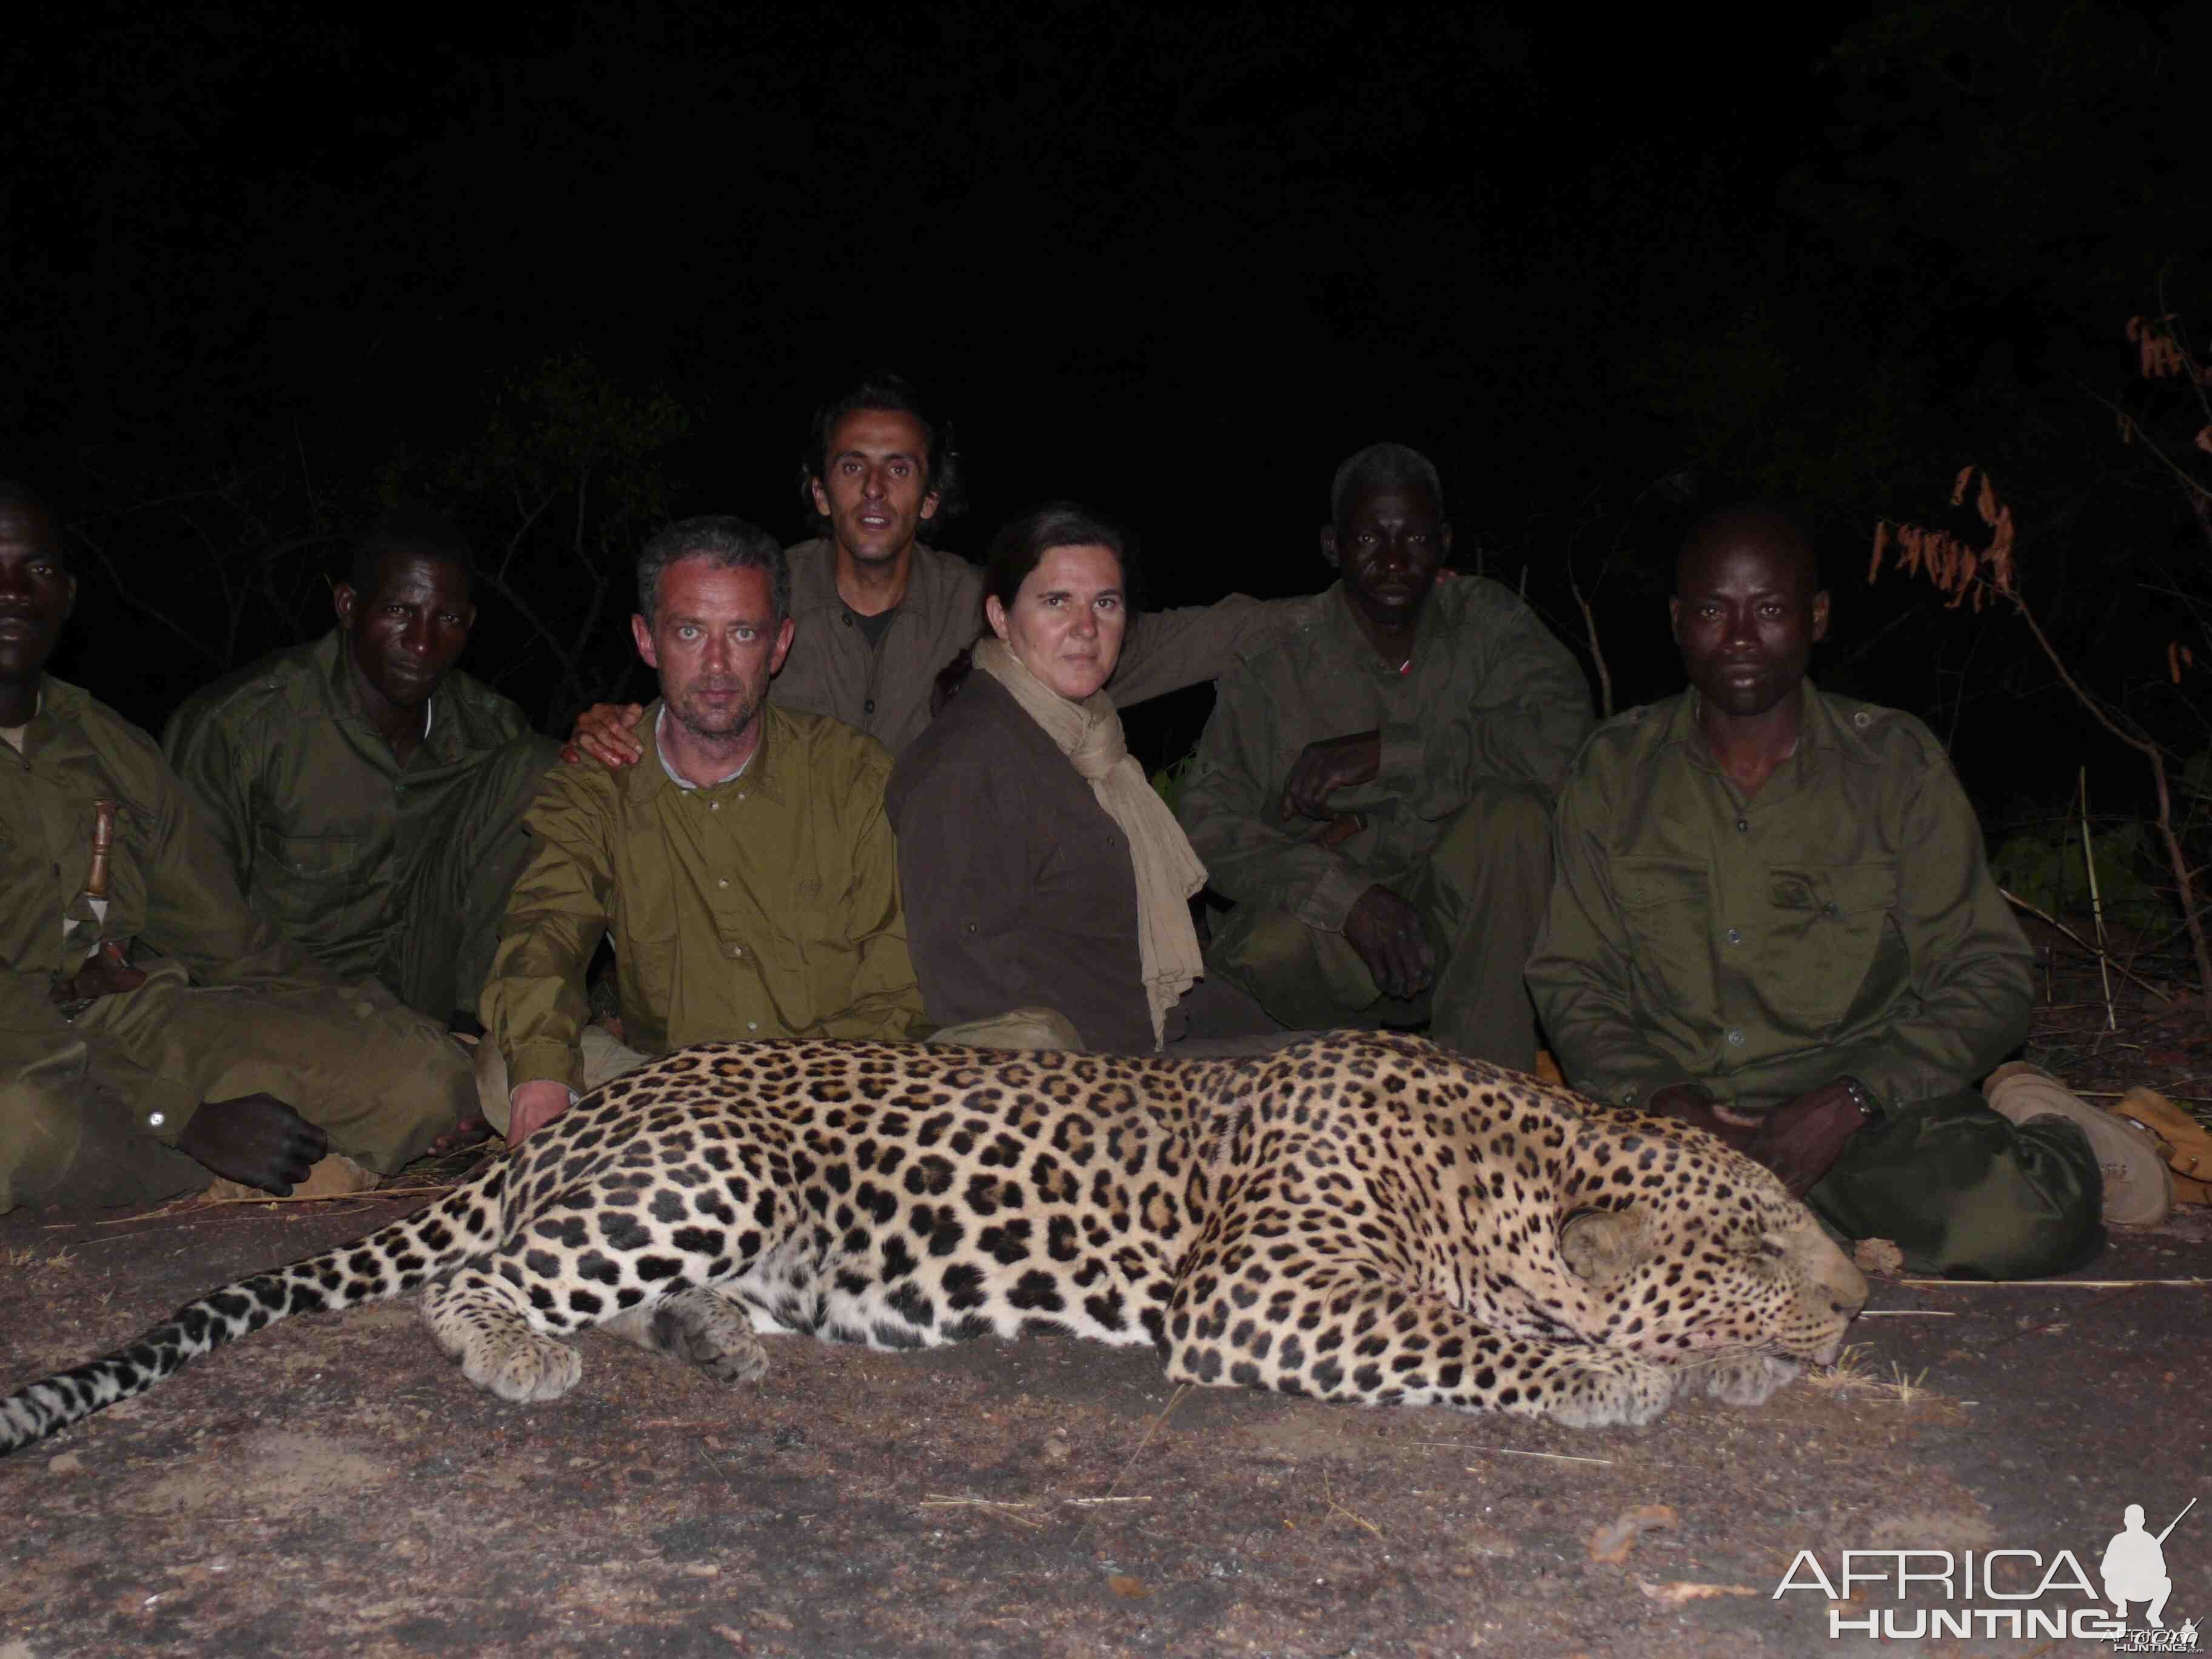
top-left (1525, 504), bottom-right (2168, 1281)
top-left (482, 515), bottom-right (926, 1144)
top-left (164, 506), bottom-right (560, 1027)
top-left (1176, 443), bottom-right (1595, 1071)
top-left (566, 373), bottom-right (1300, 761)
top-left (0, 483), bottom-right (474, 1214)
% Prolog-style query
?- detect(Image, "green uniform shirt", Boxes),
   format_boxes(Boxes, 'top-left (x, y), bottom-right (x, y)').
top-left (1177, 578), bottom-right (1594, 931)
top-left (2, 678), bottom-right (335, 1139)
top-left (1524, 685), bottom-right (2035, 1114)
top-left (777, 538), bottom-right (1290, 755)
top-left (162, 631), bottom-right (540, 997)
top-left (484, 702), bottom-right (924, 1093)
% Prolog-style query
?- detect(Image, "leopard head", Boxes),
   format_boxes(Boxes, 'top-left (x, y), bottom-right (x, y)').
top-left (1552, 1111), bottom-right (1868, 1373)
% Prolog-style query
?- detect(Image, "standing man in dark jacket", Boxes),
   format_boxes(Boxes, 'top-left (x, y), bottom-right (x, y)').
top-left (164, 507), bottom-right (559, 1024)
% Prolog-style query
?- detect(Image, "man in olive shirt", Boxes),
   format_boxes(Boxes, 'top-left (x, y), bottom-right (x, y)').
top-left (1177, 444), bottom-right (1594, 1071)
top-left (567, 374), bottom-right (1298, 762)
top-left (1526, 504), bottom-right (2155, 1279)
top-left (483, 516), bottom-right (923, 1143)
top-left (0, 484), bottom-right (473, 1213)
top-left (165, 507), bottom-right (560, 1022)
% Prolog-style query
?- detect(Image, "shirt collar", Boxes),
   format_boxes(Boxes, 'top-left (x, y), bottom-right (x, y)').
top-left (1660, 680), bottom-right (1874, 782)
top-left (654, 705), bottom-right (752, 790)
top-left (320, 628), bottom-right (448, 762)
top-left (1320, 580), bottom-right (1444, 683)
top-left (788, 536), bottom-right (960, 625)
top-left (628, 700), bottom-right (786, 805)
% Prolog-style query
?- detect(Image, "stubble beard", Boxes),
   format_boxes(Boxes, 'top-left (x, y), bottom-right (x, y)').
top-left (666, 682), bottom-right (765, 745)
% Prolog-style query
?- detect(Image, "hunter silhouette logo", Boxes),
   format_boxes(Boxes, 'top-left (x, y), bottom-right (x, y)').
top-left (2106, 1500), bottom-right (2190, 1628)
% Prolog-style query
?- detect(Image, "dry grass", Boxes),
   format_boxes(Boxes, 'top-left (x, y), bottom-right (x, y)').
top-left (1805, 1344), bottom-right (1939, 1406)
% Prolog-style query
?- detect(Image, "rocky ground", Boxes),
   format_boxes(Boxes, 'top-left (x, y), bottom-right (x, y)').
top-left (4, 960), bottom-right (2210, 1658)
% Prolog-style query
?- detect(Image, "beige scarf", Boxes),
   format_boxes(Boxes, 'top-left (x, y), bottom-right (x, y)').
top-left (974, 638), bottom-right (1207, 1044)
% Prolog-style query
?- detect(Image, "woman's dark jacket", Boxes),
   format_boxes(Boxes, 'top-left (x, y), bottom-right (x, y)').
top-left (884, 671), bottom-right (1153, 1053)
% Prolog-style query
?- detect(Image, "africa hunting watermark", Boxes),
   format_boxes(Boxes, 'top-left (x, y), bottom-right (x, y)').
top-left (1772, 1499), bottom-right (2197, 1645)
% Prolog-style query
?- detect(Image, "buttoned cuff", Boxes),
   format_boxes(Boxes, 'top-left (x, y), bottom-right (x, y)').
top-left (507, 1038), bottom-right (586, 1096)
top-left (1298, 859), bottom-right (1376, 934)
top-left (1378, 720), bottom-right (1425, 784)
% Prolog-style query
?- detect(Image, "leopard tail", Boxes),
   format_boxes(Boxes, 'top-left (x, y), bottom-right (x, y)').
top-left (0, 1162), bottom-right (511, 1458)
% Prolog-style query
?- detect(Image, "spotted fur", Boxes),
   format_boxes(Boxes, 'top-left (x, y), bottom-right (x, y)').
top-left (0, 1032), bottom-right (1866, 1454)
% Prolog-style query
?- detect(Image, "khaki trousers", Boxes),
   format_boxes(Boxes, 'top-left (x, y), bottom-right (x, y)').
top-left (0, 961), bottom-right (474, 1216)
top-left (1806, 1088), bottom-right (2104, 1280)
top-left (1204, 782), bottom-right (1553, 1072)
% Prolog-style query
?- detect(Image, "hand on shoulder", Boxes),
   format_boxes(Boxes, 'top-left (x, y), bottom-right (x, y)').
top-left (563, 703), bottom-right (647, 769)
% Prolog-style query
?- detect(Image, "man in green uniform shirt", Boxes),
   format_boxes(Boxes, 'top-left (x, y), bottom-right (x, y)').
top-left (0, 484), bottom-right (473, 1214)
top-left (1526, 504), bottom-right (2167, 1279)
top-left (483, 515), bottom-right (925, 1144)
top-left (164, 506), bottom-right (559, 1025)
top-left (1176, 443), bottom-right (1594, 1071)
top-left (566, 375), bottom-right (1299, 762)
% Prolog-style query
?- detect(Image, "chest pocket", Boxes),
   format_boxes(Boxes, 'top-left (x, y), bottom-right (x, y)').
top-left (1612, 857), bottom-right (1717, 1017)
top-left (1762, 863), bottom-right (1899, 1033)
top-left (252, 829), bottom-right (362, 923)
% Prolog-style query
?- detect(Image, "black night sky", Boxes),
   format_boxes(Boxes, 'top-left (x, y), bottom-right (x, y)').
top-left (7, 2), bottom-right (2207, 802)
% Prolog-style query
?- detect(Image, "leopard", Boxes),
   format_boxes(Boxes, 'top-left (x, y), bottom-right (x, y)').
top-left (0, 1030), bottom-right (1867, 1456)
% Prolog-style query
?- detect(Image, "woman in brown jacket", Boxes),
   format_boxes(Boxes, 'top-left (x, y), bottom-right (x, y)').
top-left (885, 504), bottom-right (1209, 1053)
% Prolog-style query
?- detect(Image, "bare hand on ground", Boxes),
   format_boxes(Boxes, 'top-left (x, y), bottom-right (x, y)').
top-left (1742, 1082), bottom-right (1867, 1198)
top-left (507, 1080), bottom-right (572, 1144)
top-left (1281, 731), bottom-right (1381, 822)
top-left (175, 1093), bottom-right (329, 1195)
top-left (562, 702), bottom-right (646, 769)
top-left (1344, 885), bottom-right (1435, 1000)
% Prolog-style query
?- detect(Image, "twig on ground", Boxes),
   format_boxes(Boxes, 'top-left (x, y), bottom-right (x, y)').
top-left (1855, 1310), bottom-right (1957, 1317)
top-left (1319, 1466), bottom-right (1384, 1540)
top-left (1441, 1445), bottom-right (1613, 1466)
top-left (920, 1494), bottom-right (1046, 1530)
top-left (1075, 1384), bottom-right (1188, 1543)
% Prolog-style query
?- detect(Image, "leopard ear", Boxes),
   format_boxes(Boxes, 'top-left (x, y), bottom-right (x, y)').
top-left (1558, 1207), bottom-right (1651, 1289)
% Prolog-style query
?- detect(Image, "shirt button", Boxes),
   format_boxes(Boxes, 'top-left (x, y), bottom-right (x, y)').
top-left (1823, 902), bottom-right (1840, 917)
top-left (1725, 928), bottom-right (1743, 945)
top-left (729, 945), bottom-right (744, 958)
top-left (709, 801), bottom-right (720, 811)
top-left (864, 699), bottom-right (875, 715)
top-left (147, 1110), bottom-right (166, 1128)
top-left (1735, 819), bottom-right (1749, 833)
top-left (717, 878), bottom-right (729, 889)
top-left (747, 1021), bottom-right (758, 1031)
top-left (1726, 1028), bottom-right (1745, 1046)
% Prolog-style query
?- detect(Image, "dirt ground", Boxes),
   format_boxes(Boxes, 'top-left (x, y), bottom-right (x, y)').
top-left (5, 967), bottom-right (2212, 1658)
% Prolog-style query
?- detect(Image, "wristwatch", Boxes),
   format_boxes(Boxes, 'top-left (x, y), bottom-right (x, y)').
top-left (1837, 1076), bottom-right (1885, 1125)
